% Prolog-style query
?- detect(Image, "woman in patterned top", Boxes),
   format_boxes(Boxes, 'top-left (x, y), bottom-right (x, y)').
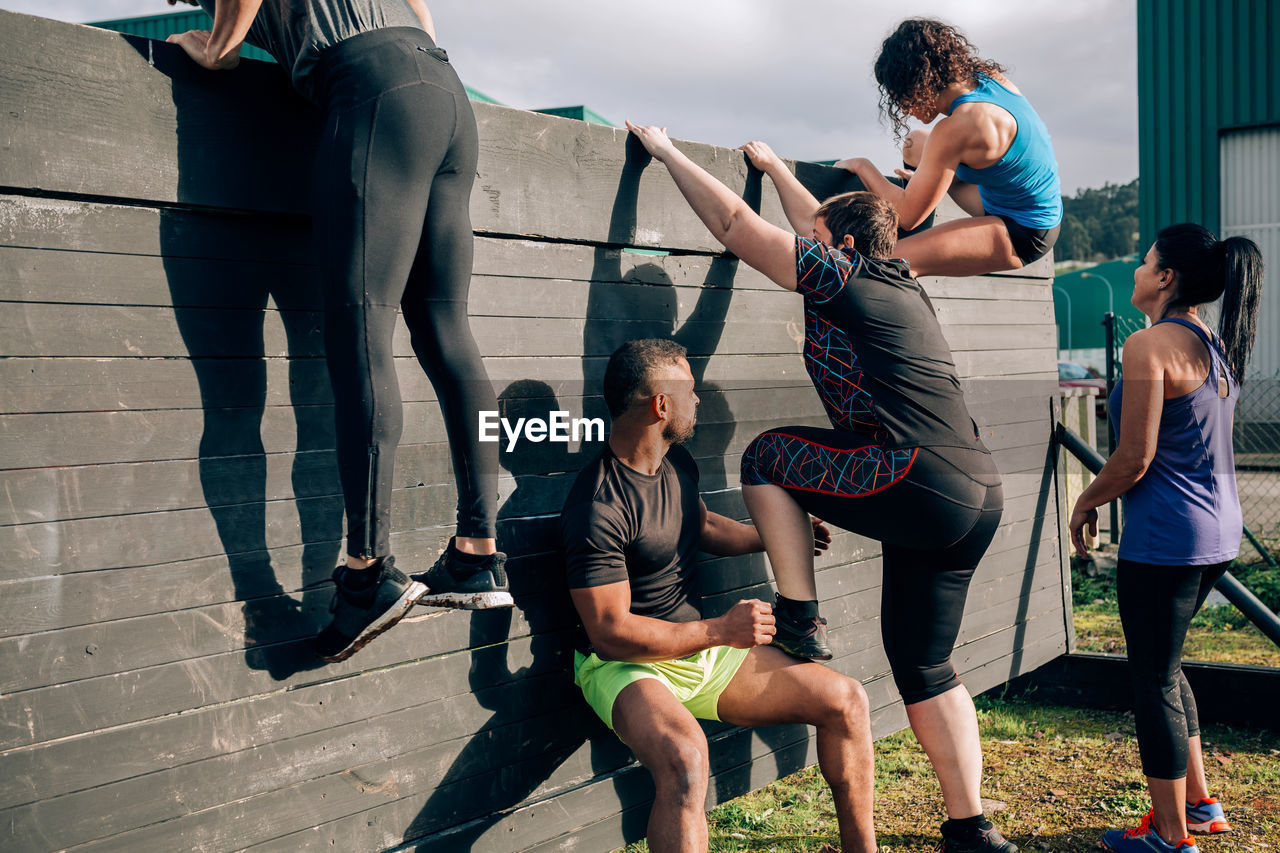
top-left (627, 119), bottom-right (1015, 853)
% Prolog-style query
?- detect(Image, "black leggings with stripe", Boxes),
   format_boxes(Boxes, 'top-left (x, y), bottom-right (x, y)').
top-left (1117, 558), bottom-right (1229, 779)
top-left (313, 28), bottom-right (497, 558)
top-left (743, 427), bottom-right (1003, 703)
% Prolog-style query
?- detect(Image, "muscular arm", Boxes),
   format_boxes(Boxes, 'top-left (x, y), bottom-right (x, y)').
top-left (571, 582), bottom-right (773, 662)
top-left (836, 117), bottom-right (967, 230)
top-left (627, 122), bottom-right (798, 291)
top-left (740, 141), bottom-right (821, 235)
top-left (699, 502), bottom-right (765, 556)
top-left (1069, 331), bottom-right (1164, 553)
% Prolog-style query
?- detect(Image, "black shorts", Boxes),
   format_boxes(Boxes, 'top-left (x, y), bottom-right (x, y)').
top-left (998, 215), bottom-right (1060, 265)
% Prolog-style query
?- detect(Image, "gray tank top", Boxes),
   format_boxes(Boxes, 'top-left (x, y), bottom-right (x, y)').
top-left (197, 0), bottom-right (425, 102)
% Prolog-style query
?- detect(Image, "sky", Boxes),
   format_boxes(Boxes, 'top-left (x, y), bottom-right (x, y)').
top-left (0, 0), bottom-right (1138, 195)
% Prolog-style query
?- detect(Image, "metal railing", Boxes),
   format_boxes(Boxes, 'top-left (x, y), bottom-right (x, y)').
top-left (1055, 422), bottom-right (1280, 649)
top-left (1103, 311), bottom-right (1280, 564)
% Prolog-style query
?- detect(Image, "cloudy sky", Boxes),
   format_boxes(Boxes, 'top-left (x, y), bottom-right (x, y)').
top-left (1, 0), bottom-right (1137, 194)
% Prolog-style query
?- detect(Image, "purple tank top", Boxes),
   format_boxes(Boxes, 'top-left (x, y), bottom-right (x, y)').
top-left (1108, 319), bottom-right (1241, 564)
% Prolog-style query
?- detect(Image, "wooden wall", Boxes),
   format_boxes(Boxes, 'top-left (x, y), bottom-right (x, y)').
top-left (0, 11), bottom-right (1070, 852)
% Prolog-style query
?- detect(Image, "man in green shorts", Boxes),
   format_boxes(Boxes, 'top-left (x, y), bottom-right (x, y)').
top-left (559, 339), bottom-right (879, 853)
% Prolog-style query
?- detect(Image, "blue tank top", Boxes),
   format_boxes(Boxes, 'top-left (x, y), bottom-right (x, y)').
top-left (1108, 319), bottom-right (1242, 565)
top-left (948, 74), bottom-right (1062, 229)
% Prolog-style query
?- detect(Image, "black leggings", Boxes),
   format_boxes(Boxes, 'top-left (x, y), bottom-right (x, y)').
top-left (1117, 558), bottom-right (1229, 779)
top-left (743, 428), bottom-right (1004, 703)
top-left (313, 28), bottom-right (498, 558)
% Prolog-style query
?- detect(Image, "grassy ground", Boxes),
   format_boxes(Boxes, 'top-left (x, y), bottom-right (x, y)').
top-left (1070, 555), bottom-right (1280, 668)
top-left (617, 694), bottom-right (1279, 852)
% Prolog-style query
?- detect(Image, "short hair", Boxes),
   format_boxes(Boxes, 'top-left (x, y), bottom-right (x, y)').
top-left (602, 339), bottom-right (688, 418)
top-left (815, 191), bottom-right (899, 259)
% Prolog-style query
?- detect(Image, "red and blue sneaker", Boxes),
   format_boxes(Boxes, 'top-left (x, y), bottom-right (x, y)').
top-left (1101, 810), bottom-right (1199, 852)
top-left (1185, 797), bottom-right (1231, 835)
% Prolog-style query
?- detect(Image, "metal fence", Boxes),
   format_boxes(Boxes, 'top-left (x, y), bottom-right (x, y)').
top-left (1104, 313), bottom-right (1280, 564)
top-left (1236, 374), bottom-right (1280, 562)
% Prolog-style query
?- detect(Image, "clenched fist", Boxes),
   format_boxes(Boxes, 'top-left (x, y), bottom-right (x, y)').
top-left (717, 598), bottom-right (776, 648)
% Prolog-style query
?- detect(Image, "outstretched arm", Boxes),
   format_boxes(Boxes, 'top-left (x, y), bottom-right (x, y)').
top-left (740, 141), bottom-right (821, 236)
top-left (626, 121), bottom-right (797, 291)
top-left (834, 117), bottom-right (966, 230)
top-left (166, 0), bottom-right (262, 70)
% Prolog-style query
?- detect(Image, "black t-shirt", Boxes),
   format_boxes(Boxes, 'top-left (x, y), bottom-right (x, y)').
top-left (559, 443), bottom-right (704, 654)
top-left (794, 235), bottom-right (983, 453)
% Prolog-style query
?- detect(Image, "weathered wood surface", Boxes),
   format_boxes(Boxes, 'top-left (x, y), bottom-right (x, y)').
top-left (0, 9), bottom-right (1065, 853)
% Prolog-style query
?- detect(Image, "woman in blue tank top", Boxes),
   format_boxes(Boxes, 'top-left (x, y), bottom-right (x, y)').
top-left (835, 19), bottom-right (1062, 278)
top-left (1069, 225), bottom-right (1263, 853)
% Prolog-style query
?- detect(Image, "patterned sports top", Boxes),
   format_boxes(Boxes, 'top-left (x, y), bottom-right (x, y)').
top-left (794, 236), bottom-right (985, 453)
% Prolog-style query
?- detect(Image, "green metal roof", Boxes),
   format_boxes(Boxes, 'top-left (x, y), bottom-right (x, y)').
top-left (533, 106), bottom-right (615, 127)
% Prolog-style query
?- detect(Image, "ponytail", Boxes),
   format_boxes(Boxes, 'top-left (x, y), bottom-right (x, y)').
top-left (1216, 236), bottom-right (1263, 385)
top-left (1154, 224), bottom-right (1265, 384)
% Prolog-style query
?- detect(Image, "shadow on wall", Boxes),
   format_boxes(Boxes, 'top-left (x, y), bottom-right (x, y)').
top-left (149, 39), bottom-right (337, 682)
top-left (399, 136), bottom-right (795, 849)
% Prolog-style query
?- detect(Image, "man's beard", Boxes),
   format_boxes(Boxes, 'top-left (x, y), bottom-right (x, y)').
top-left (662, 415), bottom-right (696, 445)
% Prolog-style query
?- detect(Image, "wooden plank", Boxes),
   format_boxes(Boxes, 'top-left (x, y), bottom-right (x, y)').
top-left (1, 382), bottom-right (1048, 480)
top-left (7, 601), bottom-right (1070, 845)
top-left (2, 672), bottom-right (593, 851)
top-left (3, 549), bottom-right (881, 750)
top-left (934, 299), bottom-right (1056, 326)
top-left (0, 403), bottom-right (1047, 544)
top-left (0, 246), bottom-right (775, 317)
top-left (0, 299), bottom-right (818, 361)
top-left (0, 626), bottom-right (568, 805)
top-left (0, 195), bottom-right (311, 259)
top-left (0, 387), bottom-right (831, 472)
top-left (0, 27), bottom-right (316, 215)
top-left (0, 196), bottom-right (781, 293)
top-left (957, 349), bottom-right (1057, 379)
top-left (1, 275), bottom-right (1052, 362)
top-left (1007, 653), bottom-right (1280, 730)
top-left (241, 614), bottom-right (1067, 853)
top-left (0, 352), bottom-right (816, 415)
top-left (0, 11), bottom-right (781, 251)
top-left (0, 12), bottom-right (1064, 265)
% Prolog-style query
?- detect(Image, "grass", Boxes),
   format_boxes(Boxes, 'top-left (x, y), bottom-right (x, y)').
top-left (1070, 556), bottom-right (1280, 668)
top-left (616, 694), bottom-right (1280, 852)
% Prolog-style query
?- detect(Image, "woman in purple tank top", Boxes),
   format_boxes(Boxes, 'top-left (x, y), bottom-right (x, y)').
top-left (1069, 224), bottom-right (1263, 853)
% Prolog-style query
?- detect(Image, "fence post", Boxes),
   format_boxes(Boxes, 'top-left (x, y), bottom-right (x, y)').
top-left (1103, 312), bottom-right (1118, 544)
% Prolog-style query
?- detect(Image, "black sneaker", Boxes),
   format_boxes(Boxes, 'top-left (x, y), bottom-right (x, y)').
top-left (771, 606), bottom-right (832, 661)
top-left (315, 557), bottom-right (426, 662)
top-left (935, 819), bottom-right (1019, 852)
top-left (413, 539), bottom-right (514, 610)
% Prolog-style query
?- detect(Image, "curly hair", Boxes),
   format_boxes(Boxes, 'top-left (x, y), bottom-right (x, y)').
top-left (873, 18), bottom-right (1007, 141)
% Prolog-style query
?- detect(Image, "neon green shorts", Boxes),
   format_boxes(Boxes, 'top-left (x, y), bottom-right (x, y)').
top-left (573, 645), bottom-right (751, 732)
